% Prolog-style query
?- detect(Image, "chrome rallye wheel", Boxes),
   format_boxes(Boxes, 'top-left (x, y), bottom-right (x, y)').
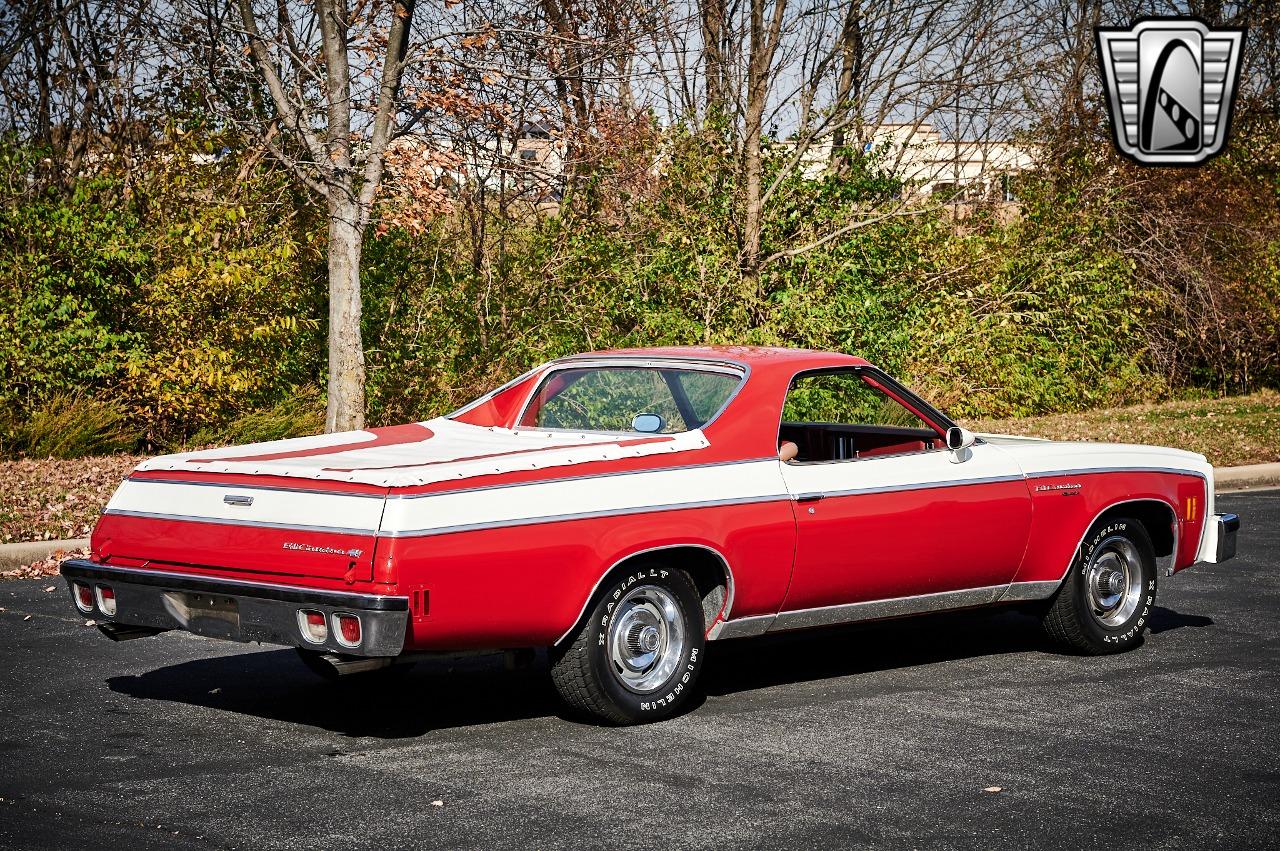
top-left (1043, 517), bottom-right (1157, 654)
top-left (550, 565), bottom-right (705, 724)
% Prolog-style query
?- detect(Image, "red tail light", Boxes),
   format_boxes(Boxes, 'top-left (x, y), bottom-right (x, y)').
top-left (73, 582), bottom-right (94, 613)
top-left (297, 609), bottom-right (328, 643)
top-left (95, 585), bottom-right (117, 617)
top-left (334, 613), bottom-right (361, 648)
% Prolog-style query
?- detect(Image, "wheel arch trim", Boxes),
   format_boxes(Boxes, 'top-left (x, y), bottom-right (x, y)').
top-left (1056, 496), bottom-right (1181, 588)
top-left (552, 543), bottom-right (736, 647)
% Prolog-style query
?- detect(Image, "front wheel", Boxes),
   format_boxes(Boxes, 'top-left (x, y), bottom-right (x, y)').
top-left (550, 564), bottom-right (705, 725)
top-left (1042, 516), bottom-right (1157, 654)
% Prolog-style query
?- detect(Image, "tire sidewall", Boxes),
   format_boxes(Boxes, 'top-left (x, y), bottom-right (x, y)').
top-left (1075, 519), bottom-right (1157, 649)
top-left (584, 565), bottom-right (705, 723)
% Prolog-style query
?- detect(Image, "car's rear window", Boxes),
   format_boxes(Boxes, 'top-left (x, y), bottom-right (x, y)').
top-left (518, 366), bottom-right (741, 433)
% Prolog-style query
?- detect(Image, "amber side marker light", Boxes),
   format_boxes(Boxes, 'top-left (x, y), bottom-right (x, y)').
top-left (73, 582), bottom-right (94, 613)
top-left (333, 613), bottom-right (362, 648)
top-left (95, 585), bottom-right (117, 617)
top-left (297, 609), bottom-right (328, 643)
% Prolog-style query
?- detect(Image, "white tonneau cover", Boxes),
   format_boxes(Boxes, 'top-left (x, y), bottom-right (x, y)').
top-left (136, 418), bottom-right (710, 488)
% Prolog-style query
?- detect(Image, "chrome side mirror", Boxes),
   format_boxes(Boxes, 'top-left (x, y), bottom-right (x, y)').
top-left (631, 413), bottom-right (666, 433)
top-left (945, 426), bottom-right (976, 463)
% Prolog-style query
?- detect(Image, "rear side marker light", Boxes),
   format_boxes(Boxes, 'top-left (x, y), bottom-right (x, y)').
top-left (95, 585), bottom-right (117, 617)
top-left (73, 582), bottom-right (94, 613)
top-left (297, 609), bottom-right (328, 644)
top-left (333, 613), bottom-right (362, 648)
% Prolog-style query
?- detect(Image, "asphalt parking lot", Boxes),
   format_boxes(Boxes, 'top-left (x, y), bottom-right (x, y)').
top-left (0, 489), bottom-right (1277, 850)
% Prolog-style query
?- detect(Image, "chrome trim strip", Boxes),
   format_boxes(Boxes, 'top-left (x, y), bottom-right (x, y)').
top-left (103, 509), bottom-right (376, 537)
top-left (383, 494), bottom-right (793, 538)
top-left (815, 473), bottom-right (1025, 500)
top-left (771, 585), bottom-right (1007, 632)
top-left (388, 456), bottom-right (780, 499)
top-left (446, 363), bottom-right (546, 419)
top-left (553, 543), bottom-right (738, 646)
top-left (1045, 495), bottom-right (1185, 584)
top-left (125, 477), bottom-right (387, 498)
top-left (1027, 466), bottom-right (1206, 479)
top-left (710, 584), bottom-right (1013, 640)
top-left (709, 613), bottom-right (773, 640)
top-left (998, 580), bottom-right (1061, 602)
top-left (512, 357), bottom-right (749, 436)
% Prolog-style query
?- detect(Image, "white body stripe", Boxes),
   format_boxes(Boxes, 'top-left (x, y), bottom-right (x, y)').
top-left (110, 439), bottom-right (1221, 553)
top-left (380, 459), bottom-right (790, 537)
top-left (105, 480), bottom-right (385, 535)
top-left (778, 442), bottom-right (1025, 498)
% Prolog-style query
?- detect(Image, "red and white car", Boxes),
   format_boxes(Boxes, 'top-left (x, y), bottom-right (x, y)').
top-left (62, 347), bottom-right (1238, 724)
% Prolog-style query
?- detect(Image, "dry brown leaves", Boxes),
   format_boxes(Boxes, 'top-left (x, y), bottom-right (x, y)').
top-left (0, 455), bottom-right (143, 545)
top-left (1, 546), bottom-right (89, 580)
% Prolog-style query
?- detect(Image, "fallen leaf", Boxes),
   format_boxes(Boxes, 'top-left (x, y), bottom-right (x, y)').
top-left (431, 800), bottom-right (444, 807)
top-left (43, 586), bottom-right (56, 592)
top-left (984, 786), bottom-right (1002, 793)
top-left (84, 619), bottom-right (96, 627)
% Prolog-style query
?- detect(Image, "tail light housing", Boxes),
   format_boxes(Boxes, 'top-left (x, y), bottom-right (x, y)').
top-left (333, 613), bottom-right (362, 648)
top-left (73, 582), bottom-right (94, 613)
top-left (297, 609), bottom-right (328, 644)
top-left (95, 585), bottom-right (117, 617)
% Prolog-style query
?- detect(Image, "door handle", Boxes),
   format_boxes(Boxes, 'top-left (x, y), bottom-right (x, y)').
top-left (795, 492), bottom-right (825, 503)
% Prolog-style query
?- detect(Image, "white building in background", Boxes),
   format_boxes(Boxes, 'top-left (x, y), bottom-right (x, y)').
top-left (797, 122), bottom-right (1037, 203)
top-left (872, 122), bottom-right (1036, 201)
top-left (389, 121), bottom-right (1034, 209)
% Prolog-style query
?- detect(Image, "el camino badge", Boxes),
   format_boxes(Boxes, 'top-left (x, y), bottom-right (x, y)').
top-left (1035, 482), bottom-right (1082, 495)
top-left (283, 542), bottom-right (364, 558)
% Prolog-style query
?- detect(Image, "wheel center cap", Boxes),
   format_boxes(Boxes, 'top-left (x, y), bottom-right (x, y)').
top-left (1106, 571), bottom-right (1125, 595)
top-left (638, 626), bottom-right (660, 653)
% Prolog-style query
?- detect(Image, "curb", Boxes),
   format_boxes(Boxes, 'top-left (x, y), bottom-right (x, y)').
top-left (1214, 462), bottom-right (1280, 491)
top-left (0, 539), bottom-right (88, 571)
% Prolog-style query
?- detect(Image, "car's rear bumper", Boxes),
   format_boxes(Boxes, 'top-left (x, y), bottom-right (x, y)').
top-left (59, 559), bottom-right (408, 657)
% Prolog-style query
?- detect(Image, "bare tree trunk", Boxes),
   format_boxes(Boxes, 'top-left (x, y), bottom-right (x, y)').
top-left (325, 197), bottom-right (366, 433)
top-left (226, 0), bottom-right (415, 433)
top-left (829, 2), bottom-right (864, 170)
top-left (700, 0), bottom-right (727, 120)
top-left (740, 0), bottom-right (787, 294)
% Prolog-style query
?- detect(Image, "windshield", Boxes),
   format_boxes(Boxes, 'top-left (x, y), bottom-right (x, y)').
top-left (518, 365), bottom-right (741, 433)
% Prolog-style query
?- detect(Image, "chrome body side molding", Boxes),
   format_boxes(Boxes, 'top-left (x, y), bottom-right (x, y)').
top-left (707, 580), bottom-right (1067, 640)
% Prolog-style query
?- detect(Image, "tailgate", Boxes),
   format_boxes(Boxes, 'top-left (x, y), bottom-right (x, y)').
top-left (92, 478), bottom-right (386, 581)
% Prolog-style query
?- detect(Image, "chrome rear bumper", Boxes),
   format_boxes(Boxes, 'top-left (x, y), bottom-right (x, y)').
top-left (59, 559), bottom-right (408, 657)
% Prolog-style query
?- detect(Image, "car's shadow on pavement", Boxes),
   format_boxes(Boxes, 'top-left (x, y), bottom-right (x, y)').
top-left (108, 649), bottom-right (564, 738)
top-left (107, 605), bottom-right (1213, 738)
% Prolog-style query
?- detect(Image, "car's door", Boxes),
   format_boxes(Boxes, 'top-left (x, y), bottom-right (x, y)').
top-left (777, 368), bottom-right (1033, 613)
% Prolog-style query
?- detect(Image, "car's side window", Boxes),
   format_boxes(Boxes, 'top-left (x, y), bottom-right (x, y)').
top-left (780, 370), bottom-right (943, 462)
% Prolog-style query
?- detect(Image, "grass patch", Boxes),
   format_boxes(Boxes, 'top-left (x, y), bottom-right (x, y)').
top-left (963, 390), bottom-right (1280, 468)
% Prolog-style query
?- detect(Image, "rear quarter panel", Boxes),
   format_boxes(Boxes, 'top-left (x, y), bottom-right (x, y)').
top-left (379, 460), bottom-right (796, 651)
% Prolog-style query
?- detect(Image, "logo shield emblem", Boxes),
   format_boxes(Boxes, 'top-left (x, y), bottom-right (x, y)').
top-left (1096, 18), bottom-right (1245, 165)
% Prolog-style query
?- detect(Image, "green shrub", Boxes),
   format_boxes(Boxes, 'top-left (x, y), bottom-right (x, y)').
top-left (188, 386), bottom-right (325, 448)
top-left (4, 394), bottom-right (139, 459)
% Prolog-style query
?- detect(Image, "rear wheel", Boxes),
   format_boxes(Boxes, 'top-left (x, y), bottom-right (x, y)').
top-left (550, 564), bottom-right (705, 725)
top-left (1043, 516), bottom-right (1157, 654)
